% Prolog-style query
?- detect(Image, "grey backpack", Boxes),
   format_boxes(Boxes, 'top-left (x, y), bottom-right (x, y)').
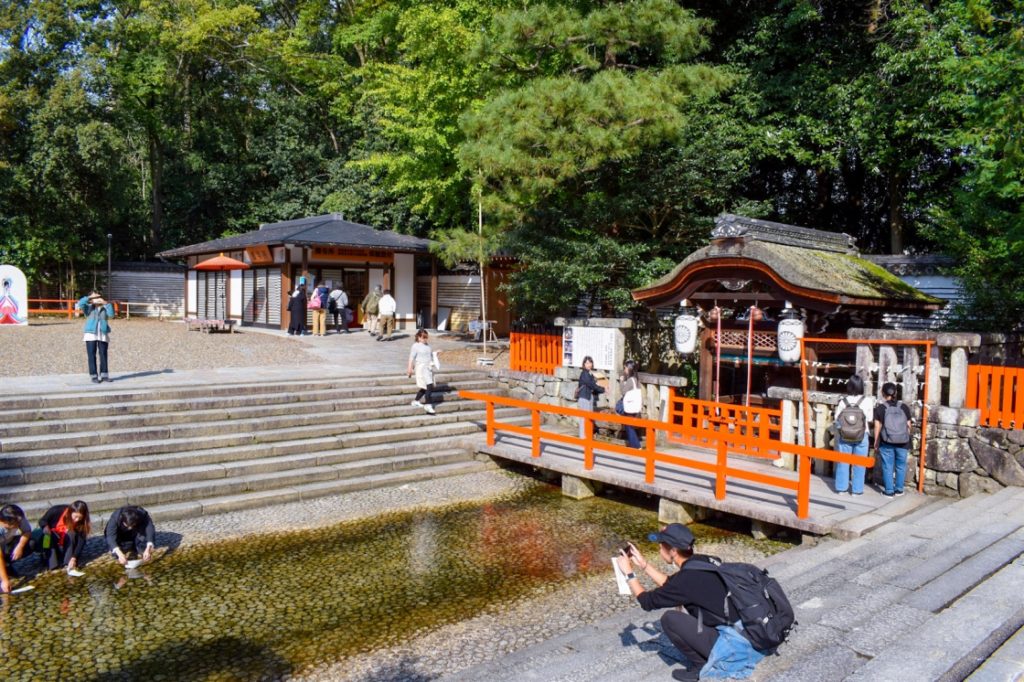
top-left (881, 402), bottom-right (910, 444)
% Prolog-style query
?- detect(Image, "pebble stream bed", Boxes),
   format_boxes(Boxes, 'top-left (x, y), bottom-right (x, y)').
top-left (0, 483), bottom-right (784, 681)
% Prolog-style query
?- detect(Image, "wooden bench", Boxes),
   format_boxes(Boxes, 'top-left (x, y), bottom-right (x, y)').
top-left (185, 318), bottom-right (237, 333)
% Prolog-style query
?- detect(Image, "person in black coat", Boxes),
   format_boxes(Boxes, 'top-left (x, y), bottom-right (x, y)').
top-left (577, 355), bottom-right (605, 438)
top-left (104, 506), bottom-right (156, 566)
top-left (287, 287), bottom-right (307, 336)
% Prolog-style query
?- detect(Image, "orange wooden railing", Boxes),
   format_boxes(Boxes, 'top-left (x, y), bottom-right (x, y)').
top-left (966, 365), bottom-right (1024, 429)
top-left (27, 298), bottom-right (122, 319)
top-left (459, 390), bottom-right (874, 520)
top-left (509, 327), bottom-right (563, 375)
top-left (668, 395), bottom-right (782, 460)
top-left (27, 298), bottom-right (77, 319)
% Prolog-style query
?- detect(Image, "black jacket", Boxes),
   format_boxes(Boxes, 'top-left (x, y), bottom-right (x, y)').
top-left (636, 555), bottom-right (731, 627)
top-left (578, 369), bottom-right (605, 401)
top-left (104, 507), bottom-right (156, 553)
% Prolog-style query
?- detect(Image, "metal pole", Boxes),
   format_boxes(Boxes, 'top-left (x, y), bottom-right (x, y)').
top-left (106, 233), bottom-right (112, 295)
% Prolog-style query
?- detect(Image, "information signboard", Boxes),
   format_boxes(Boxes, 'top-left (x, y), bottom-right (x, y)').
top-left (562, 326), bottom-right (617, 371)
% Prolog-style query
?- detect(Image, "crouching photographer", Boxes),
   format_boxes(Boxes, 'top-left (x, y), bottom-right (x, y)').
top-left (617, 523), bottom-right (788, 681)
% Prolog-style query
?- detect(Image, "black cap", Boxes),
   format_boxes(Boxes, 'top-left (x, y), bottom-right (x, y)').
top-left (648, 523), bottom-right (695, 550)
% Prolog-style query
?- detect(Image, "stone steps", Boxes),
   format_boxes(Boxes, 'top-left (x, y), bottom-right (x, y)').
top-left (0, 379), bottom-right (501, 438)
top-left (0, 397), bottom-right (505, 466)
top-left (0, 406), bottom-right (526, 501)
top-left (443, 486), bottom-right (1024, 681)
top-left (0, 371), bottom-right (491, 412)
top-left (0, 371), bottom-right (518, 522)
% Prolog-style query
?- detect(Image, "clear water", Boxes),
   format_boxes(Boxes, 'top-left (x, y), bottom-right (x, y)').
top-left (0, 484), bottom-right (750, 681)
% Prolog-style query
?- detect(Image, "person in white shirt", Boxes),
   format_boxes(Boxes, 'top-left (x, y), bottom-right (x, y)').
top-left (377, 289), bottom-right (397, 341)
top-left (407, 328), bottom-right (439, 414)
top-left (328, 285), bottom-right (349, 334)
top-left (832, 374), bottom-right (875, 495)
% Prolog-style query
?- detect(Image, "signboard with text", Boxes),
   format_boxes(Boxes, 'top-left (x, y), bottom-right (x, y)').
top-left (562, 326), bottom-right (616, 371)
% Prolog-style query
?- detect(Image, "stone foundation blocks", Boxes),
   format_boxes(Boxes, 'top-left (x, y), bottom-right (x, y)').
top-left (561, 474), bottom-right (599, 499)
top-left (658, 498), bottom-right (708, 525)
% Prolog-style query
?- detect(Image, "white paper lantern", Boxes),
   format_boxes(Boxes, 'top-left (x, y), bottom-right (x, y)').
top-left (777, 306), bottom-right (804, 363)
top-left (674, 306), bottom-right (700, 354)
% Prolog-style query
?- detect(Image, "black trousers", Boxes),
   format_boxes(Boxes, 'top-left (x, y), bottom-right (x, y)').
top-left (115, 533), bottom-right (150, 558)
top-left (35, 531), bottom-right (88, 570)
top-left (86, 340), bottom-right (109, 378)
top-left (415, 383), bottom-right (435, 404)
top-left (661, 610), bottom-right (720, 670)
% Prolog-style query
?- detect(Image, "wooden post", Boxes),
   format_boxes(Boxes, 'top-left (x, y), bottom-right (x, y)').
top-left (486, 402), bottom-right (495, 447)
top-left (430, 256), bottom-right (438, 329)
top-left (531, 409), bottom-right (541, 458)
top-left (797, 448), bottom-right (812, 519)
top-left (584, 417), bottom-right (594, 470)
top-left (646, 425), bottom-right (656, 483)
top-left (715, 439), bottom-right (727, 500)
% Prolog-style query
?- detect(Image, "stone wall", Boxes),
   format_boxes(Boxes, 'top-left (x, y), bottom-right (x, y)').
top-left (767, 386), bottom-right (1022, 498)
top-left (487, 366), bottom-right (675, 429)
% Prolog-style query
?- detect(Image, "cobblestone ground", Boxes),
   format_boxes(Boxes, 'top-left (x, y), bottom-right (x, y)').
top-left (128, 469), bottom-right (779, 682)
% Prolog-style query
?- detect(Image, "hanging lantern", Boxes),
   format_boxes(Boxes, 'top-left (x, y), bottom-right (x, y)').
top-left (777, 304), bottom-right (804, 363)
top-left (674, 304), bottom-right (700, 354)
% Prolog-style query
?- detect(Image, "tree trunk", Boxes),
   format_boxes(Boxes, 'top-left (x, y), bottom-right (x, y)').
top-left (149, 131), bottom-right (163, 253)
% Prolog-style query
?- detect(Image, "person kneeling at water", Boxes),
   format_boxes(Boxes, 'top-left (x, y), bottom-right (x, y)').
top-left (35, 500), bottom-right (91, 572)
top-left (616, 524), bottom-right (770, 681)
top-left (105, 506), bottom-right (156, 566)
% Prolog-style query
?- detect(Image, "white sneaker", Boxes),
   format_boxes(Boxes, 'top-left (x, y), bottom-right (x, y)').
top-left (411, 400), bottom-right (422, 407)
top-left (423, 404), bottom-right (436, 414)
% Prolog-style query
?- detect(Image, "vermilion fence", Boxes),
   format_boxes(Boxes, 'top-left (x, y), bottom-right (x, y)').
top-left (459, 389), bottom-right (873, 520)
top-left (27, 299), bottom-right (122, 319)
top-left (966, 365), bottom-right (1024, 429)
top-left (668, 395), bottom-right (783, 460)
top-left (509, 327), bottom-right (563, 374)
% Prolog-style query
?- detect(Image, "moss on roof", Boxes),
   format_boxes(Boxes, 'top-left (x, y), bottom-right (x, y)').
top-left (640, 240), bottom-right (944, 306)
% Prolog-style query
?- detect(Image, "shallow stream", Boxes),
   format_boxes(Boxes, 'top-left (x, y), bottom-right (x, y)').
top-left (0, 485), bottom-right (754, 681)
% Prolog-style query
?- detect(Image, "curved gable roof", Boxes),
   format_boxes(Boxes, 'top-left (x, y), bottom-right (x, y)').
top-left (633, 215), bottom-right (944, 312)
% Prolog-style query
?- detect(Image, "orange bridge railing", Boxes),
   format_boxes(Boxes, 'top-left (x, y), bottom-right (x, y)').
top-left (668, 395), bottom-right (783, 460)
top-left (966, 365), bottom-right (1024, 429)
top-left (459, 390), bottom-right (873, 520)
top-left (509, 327), bottom-right (562, 375)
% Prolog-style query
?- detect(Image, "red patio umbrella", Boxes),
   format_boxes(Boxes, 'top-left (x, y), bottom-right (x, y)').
top-left (193, 253), bottom-right (250, 271)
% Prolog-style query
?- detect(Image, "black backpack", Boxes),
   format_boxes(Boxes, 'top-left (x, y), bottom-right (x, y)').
top-left (684, 557), bottom-right (796, 652)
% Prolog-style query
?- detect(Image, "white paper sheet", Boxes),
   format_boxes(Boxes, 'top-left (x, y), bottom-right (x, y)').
top-left (612, 557), bottom-right (631, 595)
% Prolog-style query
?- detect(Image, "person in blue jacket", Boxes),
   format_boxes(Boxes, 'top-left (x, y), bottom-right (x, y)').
top-left (76, 291), bottom-right (114, 383)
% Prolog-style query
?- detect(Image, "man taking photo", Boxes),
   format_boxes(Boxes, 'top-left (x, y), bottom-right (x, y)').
top-left (617, 523), bottom-right (768, 681)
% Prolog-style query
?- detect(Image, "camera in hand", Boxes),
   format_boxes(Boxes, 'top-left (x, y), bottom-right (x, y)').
top-left (621, 544), bottom-right (632, 557)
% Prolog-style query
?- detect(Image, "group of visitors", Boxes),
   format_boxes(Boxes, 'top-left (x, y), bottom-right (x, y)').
top-left (833, 376), bottom-right (913, 497)
top-left (286, 282), bottom-right (399, 340)
top-left (0, 502), bottom-right (158, 593)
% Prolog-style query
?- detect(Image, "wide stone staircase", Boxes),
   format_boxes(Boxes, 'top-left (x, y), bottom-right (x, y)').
top-left (0, 369), bottom-right (527, 524)
top-left (445, 485), bottom-right (1024, 681)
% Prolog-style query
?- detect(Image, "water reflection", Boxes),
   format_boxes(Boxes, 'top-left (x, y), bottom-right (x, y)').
top-left (0, 484), bottom-right (728, 681)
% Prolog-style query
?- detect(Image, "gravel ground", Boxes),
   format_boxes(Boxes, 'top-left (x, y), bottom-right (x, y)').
top-left (0, 318), bottom-right (323, 376)
top-left (0, 319), bottom-right (504, 377)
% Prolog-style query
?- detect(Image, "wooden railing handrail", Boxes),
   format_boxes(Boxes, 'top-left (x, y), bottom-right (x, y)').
top-left (460, 389), bottom-right (874, 520)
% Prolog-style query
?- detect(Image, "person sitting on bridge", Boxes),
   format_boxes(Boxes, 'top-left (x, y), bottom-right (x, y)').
top-left (616, 524), bottom-right (767, 681)
top-left (105, 505), bottom-right (157, 566)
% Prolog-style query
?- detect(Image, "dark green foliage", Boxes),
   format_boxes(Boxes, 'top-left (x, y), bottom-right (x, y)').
top-left (0, 0), bottom-right (1020, 330)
